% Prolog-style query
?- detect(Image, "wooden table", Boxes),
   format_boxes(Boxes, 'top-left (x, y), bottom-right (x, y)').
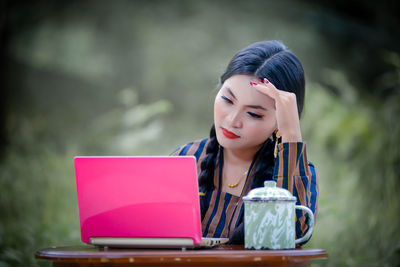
top-left (36, 245), bottom-right (327, 267)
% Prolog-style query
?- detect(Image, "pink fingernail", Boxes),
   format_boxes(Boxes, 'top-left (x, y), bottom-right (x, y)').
top-left (250, 82), bottom-right (258, 86)
top-left (258, 77), bottom-right (264, 83)
top-left (264, 78), bottom-right (270, 84)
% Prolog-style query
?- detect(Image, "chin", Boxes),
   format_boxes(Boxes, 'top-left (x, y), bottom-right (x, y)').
top-left (215, 133), bottom-right (242, 149)
top-left (215, 131), bottom-right (230, 148)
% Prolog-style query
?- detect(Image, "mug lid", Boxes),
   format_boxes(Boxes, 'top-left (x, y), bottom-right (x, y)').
top-left (243, 181), bottom-right (296, 202)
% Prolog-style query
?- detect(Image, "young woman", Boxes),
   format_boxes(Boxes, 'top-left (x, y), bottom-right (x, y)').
top-left (171, 40), bottom-right (318, 245)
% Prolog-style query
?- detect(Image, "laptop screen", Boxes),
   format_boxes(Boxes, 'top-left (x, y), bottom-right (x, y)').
top-left (74, 156), bottom-right (202, 245)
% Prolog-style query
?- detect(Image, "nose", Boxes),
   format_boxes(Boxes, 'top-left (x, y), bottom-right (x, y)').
top-left (227, 110), bottom-right (242, 128)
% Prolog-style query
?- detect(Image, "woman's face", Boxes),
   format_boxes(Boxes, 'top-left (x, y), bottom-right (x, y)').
top-left (214, 74), bottom-right (277, 153)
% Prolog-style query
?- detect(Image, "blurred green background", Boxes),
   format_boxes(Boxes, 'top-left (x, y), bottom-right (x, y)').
top-left (0, 0), bottom-right (399, 266)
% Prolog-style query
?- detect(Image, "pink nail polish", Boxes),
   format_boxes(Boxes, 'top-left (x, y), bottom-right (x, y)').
top-left (264, 78), bottom-right (270, 84)
top-left (258, 77), bottom-right (264, 83)
top-left (250, 82), bottom-right (258, 86)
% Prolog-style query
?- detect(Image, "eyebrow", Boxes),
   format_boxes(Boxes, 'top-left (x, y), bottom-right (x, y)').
top-left (246, 104), bottom-right (267, 111)
top-left (226, 87), bottom-right (237, 100)
top-left (224, 86), bottom-right (267, 111)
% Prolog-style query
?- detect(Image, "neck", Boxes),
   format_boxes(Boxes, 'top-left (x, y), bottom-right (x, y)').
top-left (223, 145), bottom-right (260, 166)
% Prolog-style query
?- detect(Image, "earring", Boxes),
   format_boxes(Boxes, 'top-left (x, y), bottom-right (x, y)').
top-left (274, 131), bottom-right (281, 158)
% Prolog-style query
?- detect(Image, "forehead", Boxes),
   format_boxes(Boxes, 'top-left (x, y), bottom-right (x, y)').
top-left (224, 74), bottom-right (255, 88)
top-left (222, 74), bottom-right (275, 107)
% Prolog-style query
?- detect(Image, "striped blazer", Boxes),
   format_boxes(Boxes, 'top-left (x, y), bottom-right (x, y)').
top-left (171, 138), bottom-right (318, 245)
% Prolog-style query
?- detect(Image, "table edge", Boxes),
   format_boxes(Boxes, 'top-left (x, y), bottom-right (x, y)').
top-left (35, 246), bottom-right (328, 263)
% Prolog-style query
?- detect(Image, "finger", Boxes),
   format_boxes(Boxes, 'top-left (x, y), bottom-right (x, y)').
top-left (262, 78), bottom-right (281, 94)
top-left (259, 78), bottom-right (283, 99)
top-left (250, 81), bottom-right (277, 98)
top-left (263, 78), bottom-right (295, 99)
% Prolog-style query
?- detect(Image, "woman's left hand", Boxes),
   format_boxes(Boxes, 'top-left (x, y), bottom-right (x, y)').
top-left (251, 78), bottom-right (302, 143)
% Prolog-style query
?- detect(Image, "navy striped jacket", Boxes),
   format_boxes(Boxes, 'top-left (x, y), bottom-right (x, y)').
top-left (171, 138), bottom-right (318, 245)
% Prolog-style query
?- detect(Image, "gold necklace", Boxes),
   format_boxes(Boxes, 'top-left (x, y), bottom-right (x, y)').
top-left (227, 170), bottom-right (248, 188)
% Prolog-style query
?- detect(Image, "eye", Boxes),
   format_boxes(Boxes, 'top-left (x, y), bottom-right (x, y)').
top-left (221, 95), bottom-right (233, 104)
top-left (248, 112), bottom-right (263, 119)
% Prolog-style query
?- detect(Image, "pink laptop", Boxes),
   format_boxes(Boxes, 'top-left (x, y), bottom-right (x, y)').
top-left (74, 156), bottom-right (228, 248)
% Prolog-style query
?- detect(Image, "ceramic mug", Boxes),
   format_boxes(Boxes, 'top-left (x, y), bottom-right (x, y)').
top-left (243, 181), bottom-right (314, 249)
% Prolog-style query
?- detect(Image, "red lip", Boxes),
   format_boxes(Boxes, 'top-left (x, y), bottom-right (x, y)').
top-left (221, 128), bottom-right (240, 139)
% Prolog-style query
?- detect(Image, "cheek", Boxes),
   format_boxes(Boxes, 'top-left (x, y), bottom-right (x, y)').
top-left (245, 117), bottom-right (277, 139)
top-left (246, 124), bottom-right (266, 138)
top-left (214, 99), bottom-right (225, 122)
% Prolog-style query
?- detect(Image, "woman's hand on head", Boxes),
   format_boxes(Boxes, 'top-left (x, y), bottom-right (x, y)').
top-left (251, 78), bottom-right (302, 142)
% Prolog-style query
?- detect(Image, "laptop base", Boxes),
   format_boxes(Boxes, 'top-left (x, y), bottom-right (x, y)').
top-left (90, 237), bottom-right (229, 249)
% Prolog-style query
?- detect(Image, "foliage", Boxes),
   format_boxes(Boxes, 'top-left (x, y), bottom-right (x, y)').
top-left (0, 0), bottom-right (399, 266)
top-left (303, 77), bottom-right (400, 266)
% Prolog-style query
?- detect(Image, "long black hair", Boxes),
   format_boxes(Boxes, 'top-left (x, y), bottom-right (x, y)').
top-left (198, 40), bottom-right (305, 193)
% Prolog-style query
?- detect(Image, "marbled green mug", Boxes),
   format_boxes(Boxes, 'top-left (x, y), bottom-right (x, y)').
top-left (243, 181), bottom-right (314, 249)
